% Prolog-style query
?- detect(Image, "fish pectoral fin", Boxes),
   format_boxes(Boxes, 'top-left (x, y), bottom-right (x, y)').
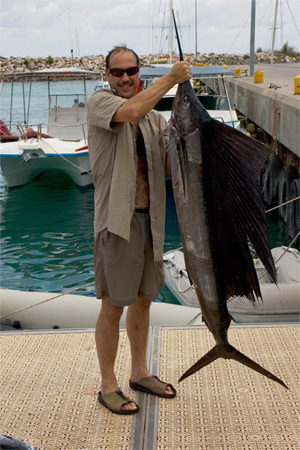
top-left (177, 138), bottom-right (187, 195)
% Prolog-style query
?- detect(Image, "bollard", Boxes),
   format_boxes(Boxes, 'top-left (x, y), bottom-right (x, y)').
top-left (234, 67), bottom-right (241, 77)
top-left (294, 75), bottom-right (300, 95)
top-left (254, 71), bottom-right (264, 83)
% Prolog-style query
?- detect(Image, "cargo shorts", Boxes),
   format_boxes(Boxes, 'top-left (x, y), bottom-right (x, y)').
top-left (94, 211), bottom-right (164, 306)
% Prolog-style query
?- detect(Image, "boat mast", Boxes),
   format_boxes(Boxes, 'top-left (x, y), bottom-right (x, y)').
top-left (68, 8), bottom-right (73, 66)
top-left (195, 0), bottom-right (198, 62)
top-left (169, 0), bottom-right (173, 63)
top-left (249, 0), bottom-right (256, 76)
top-left (271, 0), bottom-right (279, 64)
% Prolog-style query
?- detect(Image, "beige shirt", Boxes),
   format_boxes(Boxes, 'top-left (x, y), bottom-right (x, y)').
top-left (87, 89), bottom-right (169, 261)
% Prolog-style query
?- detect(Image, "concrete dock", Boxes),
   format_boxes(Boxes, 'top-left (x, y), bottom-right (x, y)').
top-left (1, 324), bottom-right (299, 449)
top-left (226, 63), bottom-right (300, 159)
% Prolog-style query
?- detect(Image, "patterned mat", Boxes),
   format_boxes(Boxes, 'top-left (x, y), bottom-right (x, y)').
top-left (1, 325), bottom-right (299, 449)
top-left (157, 326), bottom-right (300, 450)
top-left (1, 331), bottom-right (134, 449)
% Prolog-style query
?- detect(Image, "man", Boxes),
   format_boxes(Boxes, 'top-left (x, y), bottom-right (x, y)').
top-left (87, 45), bottom-right (191, 415)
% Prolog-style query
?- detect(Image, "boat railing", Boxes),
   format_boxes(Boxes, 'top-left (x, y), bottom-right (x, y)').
top-left (47, 121), bottom-right (87, 142)
top-left (5, 121), bottom-right (88, 144)
top-left (47, 117), bottom-right (87, 140)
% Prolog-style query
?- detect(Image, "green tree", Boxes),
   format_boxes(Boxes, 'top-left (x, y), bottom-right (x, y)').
top-left (46, 55), bottom-right (54, 65)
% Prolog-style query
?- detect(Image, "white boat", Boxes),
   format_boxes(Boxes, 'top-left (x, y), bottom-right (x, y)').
top-left (1, 246), bottom-right (298, 331)
top-left (94, 78), bottom-right (110, 91)
top-left (163, 247), bottom-right (300, 323)
top-left (0, 68), bottom-right (100, 188)
top-left (140, 64), bottom-right (240, 128)
top-left (0, 288), bottom-right (201, 331)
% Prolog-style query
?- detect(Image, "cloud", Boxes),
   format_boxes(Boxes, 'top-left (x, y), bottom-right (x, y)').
top-left (0, 0), bottom-right (299, 58)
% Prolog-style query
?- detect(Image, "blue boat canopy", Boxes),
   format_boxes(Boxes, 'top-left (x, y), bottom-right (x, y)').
top-left (139, 65), bottom-right (235, 79)
top-left (2, 67), bottom-right (101, 80)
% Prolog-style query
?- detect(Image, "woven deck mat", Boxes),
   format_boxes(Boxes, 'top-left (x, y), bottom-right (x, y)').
top-left (1, 326), bottom-right (299, 450)
top-left (157, 326), bottom-right (300, 450)
top-left (0, 331), bottom-right (134, 450)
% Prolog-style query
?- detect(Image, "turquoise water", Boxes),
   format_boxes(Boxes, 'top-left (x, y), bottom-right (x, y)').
top-left (0, 171), bottom-right (181, 302)
top-left (0, 79), bottom-right (181, 303)
top-left (0, 80), bottom-right (290, 303)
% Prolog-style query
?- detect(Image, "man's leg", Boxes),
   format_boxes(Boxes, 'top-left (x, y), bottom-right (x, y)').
top-left (95, 297), bottom-right (138, 411)
top-left (126, 297), bottom-right (174, 396)
top-left (126, 297), bottom-right (152, 381)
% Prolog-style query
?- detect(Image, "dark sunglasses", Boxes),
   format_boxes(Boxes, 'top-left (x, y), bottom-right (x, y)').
top-left (108, 66), bottom-right (139, 77)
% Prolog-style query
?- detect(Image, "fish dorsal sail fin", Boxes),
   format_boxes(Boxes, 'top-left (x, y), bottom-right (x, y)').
top-left (210, 120), bottom-right (276, 301)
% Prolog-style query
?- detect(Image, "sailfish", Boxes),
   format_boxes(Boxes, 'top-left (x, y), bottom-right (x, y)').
top-left (169, 10), bottom-right (287, 389)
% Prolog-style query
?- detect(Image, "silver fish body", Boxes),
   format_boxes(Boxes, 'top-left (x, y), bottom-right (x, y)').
top-left (169, 80), bottom-right (287, 388)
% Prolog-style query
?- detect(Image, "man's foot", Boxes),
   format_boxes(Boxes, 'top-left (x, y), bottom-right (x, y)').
top-left (129, 376), bottom-right (176, 398)
top-left (98, 390), bottom-right (139, 415)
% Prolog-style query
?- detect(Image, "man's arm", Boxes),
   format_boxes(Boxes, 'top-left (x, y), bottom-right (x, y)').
top-left (112, 60), bottom-right (191, 123)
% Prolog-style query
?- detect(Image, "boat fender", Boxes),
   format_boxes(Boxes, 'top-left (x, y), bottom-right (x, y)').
top-left (0, 134), bottom-right (19, 142)
top-left (278, 166), bottom-right (299, 222)
top-left (26, 128), bottom-right (53, 139)
top-left (0, 120), bottom-right (11, 136)
top-left (261, 153), bottom-right (283, 206)
top-left (287, 179), bottom-right (300, 242)
top-left (0, 120), bottom-right (19, 142)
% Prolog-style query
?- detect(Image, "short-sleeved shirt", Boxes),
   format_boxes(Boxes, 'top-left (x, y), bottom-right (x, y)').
top-left (87, 88), bottom-right (169, 261)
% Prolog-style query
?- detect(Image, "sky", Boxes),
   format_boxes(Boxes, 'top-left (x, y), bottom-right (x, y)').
top-left (0, 0), bottom-right (299, 59)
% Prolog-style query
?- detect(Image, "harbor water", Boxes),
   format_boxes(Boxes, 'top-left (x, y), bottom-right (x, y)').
top-left (0, 80), bottom-right (291, 303)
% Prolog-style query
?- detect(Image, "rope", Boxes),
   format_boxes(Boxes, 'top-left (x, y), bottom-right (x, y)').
top-left (187, 312), bottom-right (202, 326)
top-left (266, 195), bottom-right (300, 213)
top-left (42, 139), bottom-right (92, 175)
top-left (163, 245), bottom-right (183, 256)
top-left (286, 0), bottom-right (300, 37)
top-left (0, 281), bottom-right (95, 321)
top-left (256, 229), bottom-right (300, 282)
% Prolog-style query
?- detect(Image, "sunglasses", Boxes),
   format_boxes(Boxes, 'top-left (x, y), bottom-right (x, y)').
top-left (108, 66), bottom-right (139, 77)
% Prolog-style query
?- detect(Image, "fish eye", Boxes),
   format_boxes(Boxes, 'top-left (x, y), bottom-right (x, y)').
top-left (182, 96), bottom-right (189, 104)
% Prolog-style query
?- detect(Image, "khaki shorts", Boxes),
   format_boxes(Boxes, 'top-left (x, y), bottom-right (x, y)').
top-left (94, 211), bottom-right (164, 306)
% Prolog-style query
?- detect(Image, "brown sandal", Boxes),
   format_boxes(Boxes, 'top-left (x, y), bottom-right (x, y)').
top-left (98, 390), bottom-right (139, 415)
top-left (129, 375), bottom-right (176, 398)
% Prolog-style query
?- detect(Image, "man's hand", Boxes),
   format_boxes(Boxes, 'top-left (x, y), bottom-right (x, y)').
top-left (168, 59), bottom-right (192, 85)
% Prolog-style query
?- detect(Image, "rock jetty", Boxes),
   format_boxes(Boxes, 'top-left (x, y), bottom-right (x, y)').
top-left (0, 52), bottom-right (298, 79)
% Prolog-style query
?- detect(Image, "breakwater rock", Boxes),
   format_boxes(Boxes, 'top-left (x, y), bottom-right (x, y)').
top-left (0, 52), bottom-right (298, 79)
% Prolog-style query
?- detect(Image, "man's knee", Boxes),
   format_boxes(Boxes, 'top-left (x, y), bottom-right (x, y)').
top-left (134, 297), bottom-right (152, 310)
top-left (100, 297), bottom-right (124, 321)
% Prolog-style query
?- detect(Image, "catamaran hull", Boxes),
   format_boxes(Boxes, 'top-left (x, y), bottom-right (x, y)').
top-left (0, 138), bottom-right (93, 188)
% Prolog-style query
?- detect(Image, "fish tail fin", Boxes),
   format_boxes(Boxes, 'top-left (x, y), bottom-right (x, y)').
top-left (179, 344), bottom-right (288, 389)
top-left (229, 344), bottom-right (288, 389)
top-left (179, 345), bottom-right (220, 382)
